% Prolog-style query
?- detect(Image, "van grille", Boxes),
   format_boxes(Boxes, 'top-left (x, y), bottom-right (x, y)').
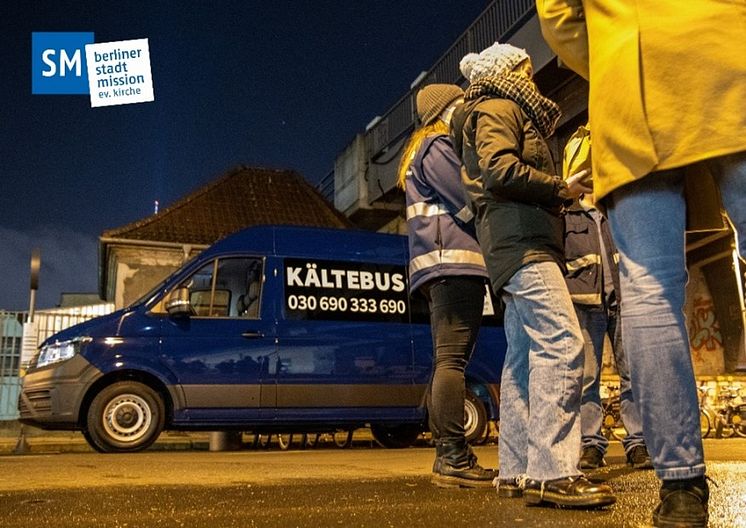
top-left (19, 389), bottom-right (52, 416)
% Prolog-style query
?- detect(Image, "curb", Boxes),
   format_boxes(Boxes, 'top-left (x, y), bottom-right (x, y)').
top-left (0, 433), bottom-right (210, 455)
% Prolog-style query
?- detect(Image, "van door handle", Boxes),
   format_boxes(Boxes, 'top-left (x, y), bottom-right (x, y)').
top-left (241, 331), bottom-right (264, 339)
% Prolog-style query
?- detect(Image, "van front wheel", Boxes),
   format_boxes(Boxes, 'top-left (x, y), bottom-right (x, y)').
top-left (85, 381), bottom-right (165, 453)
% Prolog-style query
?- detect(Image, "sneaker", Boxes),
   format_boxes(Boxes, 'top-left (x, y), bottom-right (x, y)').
top-left (495, 476), bottom-right (525, 498)
top-left (579, 446), bottom-right (607, 470)
top-left (523, 475), bottom-right (616, 508)
top-left (652, 477), bottom-right (709, 527)
top-left (626, 445), bottom-right (654, 470)
top-left (431, 460), bottom-right (497, 489)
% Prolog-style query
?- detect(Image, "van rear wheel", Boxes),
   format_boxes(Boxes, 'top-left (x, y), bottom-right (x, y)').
top-left (85, 381), bottom-right (165, 453)
top-left (464, 389), bottom-right (488, 444)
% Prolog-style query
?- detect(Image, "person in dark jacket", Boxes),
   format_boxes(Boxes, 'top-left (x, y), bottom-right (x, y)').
top-left (564, 197), bottom-right (652, 471)
top-left (450, 42), bottom-right (615, 508)
top-left (398, 83), bottom-right (495, 488)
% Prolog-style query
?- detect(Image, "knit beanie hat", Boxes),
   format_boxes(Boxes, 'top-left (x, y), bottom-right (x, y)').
top-left (416, 84), bottom-right (464, 126)
top-left (460, 42), bottom-right (530, 83)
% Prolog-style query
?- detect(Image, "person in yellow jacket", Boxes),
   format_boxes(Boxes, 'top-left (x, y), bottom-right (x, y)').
top-left (536, 2), bottom-right (746, 527)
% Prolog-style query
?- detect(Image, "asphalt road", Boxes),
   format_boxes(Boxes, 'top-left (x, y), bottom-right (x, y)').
top-left (0, 439), bottom-right (744, 528)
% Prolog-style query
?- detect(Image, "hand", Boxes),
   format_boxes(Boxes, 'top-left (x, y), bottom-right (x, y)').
top-left (566, 169), bottom-right (593, 198)
top-left (552, 179), bottom-right (574, 208)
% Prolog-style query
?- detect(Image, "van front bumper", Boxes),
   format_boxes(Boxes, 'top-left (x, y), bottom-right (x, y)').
top-left (18, 355), bottom-right (102, 430)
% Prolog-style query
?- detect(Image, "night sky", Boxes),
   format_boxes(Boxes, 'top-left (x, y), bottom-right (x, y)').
top-left (2, 1), bottom-right (490, 310)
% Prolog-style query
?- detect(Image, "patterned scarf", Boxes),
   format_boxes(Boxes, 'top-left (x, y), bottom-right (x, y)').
top-left (465, 72), bottom-right (562, 137)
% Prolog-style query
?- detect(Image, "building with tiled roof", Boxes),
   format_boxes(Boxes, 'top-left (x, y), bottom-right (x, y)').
top-left (99, 166), bottom-right (352, 307)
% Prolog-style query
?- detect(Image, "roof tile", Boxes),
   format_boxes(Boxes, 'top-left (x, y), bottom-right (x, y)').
top-left (101, 166), bottom-right (352, 245)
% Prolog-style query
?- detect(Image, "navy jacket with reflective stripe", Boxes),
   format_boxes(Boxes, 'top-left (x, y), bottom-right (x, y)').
top-left (405, 134), bottom-right (488, 293)
top-left (564, 205), bottom-right (620, 306)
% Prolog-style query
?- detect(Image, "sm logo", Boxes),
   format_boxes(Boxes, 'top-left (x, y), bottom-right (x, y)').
top-left (31, 32), bottom-right (94, 94)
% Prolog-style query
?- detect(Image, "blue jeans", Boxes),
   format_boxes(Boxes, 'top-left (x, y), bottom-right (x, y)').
top-left (499, 261), bottom-right (584, 481)
top-left (575, 306), bottom-right (645, 455)
top-left (606, 150), bottom-right (746, 480)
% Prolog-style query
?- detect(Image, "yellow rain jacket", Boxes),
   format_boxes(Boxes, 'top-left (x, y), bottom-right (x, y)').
top-left (536, 0), bottom-right (746, 226)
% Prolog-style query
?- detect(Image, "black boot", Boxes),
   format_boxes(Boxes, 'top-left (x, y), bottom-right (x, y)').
top-left (652, 477), bottom-right (709, 528)
top-left (626, 445), bottom-right (654, 470)
top-left (431, 439), bottom-right (496, 489)
top-left (432, 441), bottom-right (444, 474)
top-left (579, 446), bottom-right (607, 470)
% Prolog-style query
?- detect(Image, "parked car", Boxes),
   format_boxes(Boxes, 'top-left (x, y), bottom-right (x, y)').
top-left (19, 225), bottom-right (506, 452)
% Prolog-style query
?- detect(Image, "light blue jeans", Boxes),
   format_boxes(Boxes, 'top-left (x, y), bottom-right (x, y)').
top-left (576, 306), bottom-right (645, 455)
top-left (606, 151), bottom-right (746, 480)
top-left (499, 260), bottom-right (584, 481)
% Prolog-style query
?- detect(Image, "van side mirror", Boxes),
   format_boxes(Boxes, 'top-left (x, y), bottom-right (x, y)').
top-left (165, 287), bottom-right (193, 317)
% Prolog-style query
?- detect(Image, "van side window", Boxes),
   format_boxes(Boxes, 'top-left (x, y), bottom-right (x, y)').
top-left (179, 257), bottom-right (263, 318)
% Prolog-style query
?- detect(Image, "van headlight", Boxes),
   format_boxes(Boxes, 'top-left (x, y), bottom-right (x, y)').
top-left (36, 337), bottom-right (90, 368)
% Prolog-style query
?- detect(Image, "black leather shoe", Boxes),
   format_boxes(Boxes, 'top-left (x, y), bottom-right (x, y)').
top-left (496, 477), bottom-right (524, 498)
top-left (523, 475), bottom-right (616, 508)
top-left (626, 445), bottom-right (654, 470)
top-left (579, 446), bottom-right (607, 470)
top-left (652, 477), bottom-right (709, 527)
top-left (432, 460), bottom-right (497, 488)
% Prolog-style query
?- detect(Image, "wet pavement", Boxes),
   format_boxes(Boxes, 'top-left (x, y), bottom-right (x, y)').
top-left (0, 439), bottom-right (744, 527)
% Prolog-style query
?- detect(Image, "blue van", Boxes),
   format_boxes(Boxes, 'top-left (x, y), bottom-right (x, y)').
top-left (19, 226), bottom-right (506, 452)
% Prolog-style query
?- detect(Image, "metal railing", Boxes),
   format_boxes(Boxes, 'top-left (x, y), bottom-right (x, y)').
top-left (0, 312), bottom-right (24, 420)
top-left (365, 0), bottom-right (535, 161)
top-left (31, 304), bottom-right (115, 345)
top-left (317, 169), bottom-right (335, 202)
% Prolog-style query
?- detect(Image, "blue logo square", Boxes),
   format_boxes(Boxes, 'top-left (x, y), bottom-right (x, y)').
top-left (32, 32), bottom-right (95, 94)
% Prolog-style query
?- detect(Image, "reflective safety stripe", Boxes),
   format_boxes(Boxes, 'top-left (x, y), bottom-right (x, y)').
top-left (566, 254), bottom-right (601, 272)
top-left (406, 202), bottom-right (474, 223)
top-left (455, 205), bottom-right (474, 223)
top-left (571, 292), bottom-right (602, 305)
top-left (406, 201), bottom-right (448, 220)
top-left (409, 249), bottom-right (486, 274)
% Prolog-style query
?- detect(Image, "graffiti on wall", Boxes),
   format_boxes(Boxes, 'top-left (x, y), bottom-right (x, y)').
top-left (689, 297), bottom-right (723, 359)
top-left (684, 266), bottom-right (726, 374)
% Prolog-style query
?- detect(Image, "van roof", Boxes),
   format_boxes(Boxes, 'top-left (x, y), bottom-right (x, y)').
top-left (201, 225), bottom-right (408, 263)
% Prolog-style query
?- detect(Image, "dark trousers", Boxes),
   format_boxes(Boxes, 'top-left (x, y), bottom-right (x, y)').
top-left (424, 276), bottom-right (484, 444)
